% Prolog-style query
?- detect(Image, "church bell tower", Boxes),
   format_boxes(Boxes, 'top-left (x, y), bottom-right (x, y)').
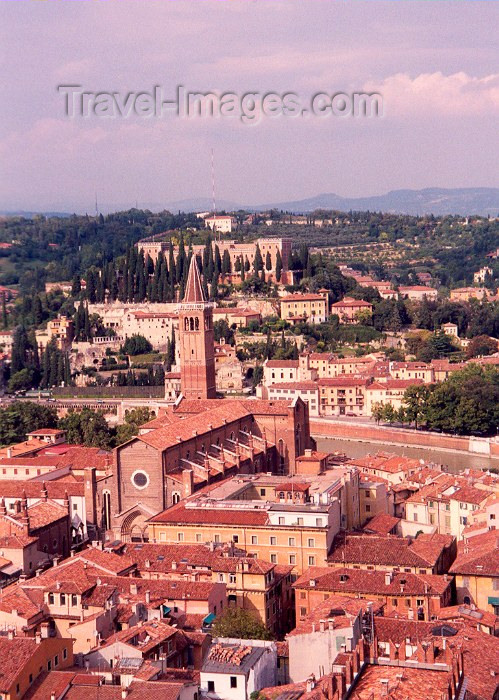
top-left (178, 256), bottom-right (217, 399)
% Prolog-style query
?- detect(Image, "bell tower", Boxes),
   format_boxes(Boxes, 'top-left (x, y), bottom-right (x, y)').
top-left (179, 256), bottom-right (217, 399)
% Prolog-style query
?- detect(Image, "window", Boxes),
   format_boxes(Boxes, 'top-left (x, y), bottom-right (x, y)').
top-left (16, 685), bottom-right (20, 695)
top-left (47, 661), bottom-right (52, 671)
top-left (365, 505), bottom-right (371, 513)
top-left (300, 591), bottom-right (306, 599)
top-left (308, 538), bottom-right (315, 548)
top-left (297, 517), bottom-right (304, 525)
top-left (54, 655), bottom-right (59, 667)
top-left (229, 574), bottom-right (236, 584)
top-left (300, 607), bottom-right (307, 617)
top-left (405, 599), bottom-right (411, 607)
top-left (462, 576), bottom-right (470, 589)
top-left (207, 681), bottom-right (215, 693)
top-left (60, 593), bottom-right (66, 605)
top-left (413, 513), bottom-right (418, 522)
top-left (288, 537), bottom-right (295, 546)
top-left (416, 599), bottom-right (424, 606)
top-left (289, 554), bottom-right (296, 565)
top-left (365, 491), bottom-right (371, 499)
top-left (260, 489), bottom-right (266, 496)
top-left (232, 535), bottom-right (239, 543)
top-left (270, 536), bottom-right (277, 545)
top-left (218, 573), bottom-right (224, 583)
top-left (251, 535), bottom-right (258, 545)
top-left (48, 593), bottom-right (54, 605)
top-left (177, 532), bottom-right (184, 542)
top-left (316, 518), bottom-right (323, 527)
top-left (196, 533), bottom-right (202, 542)
top-left (63, 649), bottom-right (67, 660)
top-left (230, 677), bottom-right (237, 689)
top-left (214, 534), bottom-right (221, 543)
top-left (392, 599), bottom-right (398, 606)
top-left (308, 556), bottom-right (315, 566)
top-left (270, 554), bottom-right (277, 564)
top-left (29, 675), bottom-right (33, 684)
top-left (278, 517), bottom-right (285, 525)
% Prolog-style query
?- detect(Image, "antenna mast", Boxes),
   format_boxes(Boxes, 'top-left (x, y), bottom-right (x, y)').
top-left (211, 148), bottom-right (219, 241)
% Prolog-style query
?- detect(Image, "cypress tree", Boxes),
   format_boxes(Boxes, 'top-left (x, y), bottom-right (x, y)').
top-left (168, 242), bottom-right (176, 286)
top-left (253, 244), bottom-right (263, 273)
top-left (275, 250), bottom-right (282, 282)
top-left (214, 245), bottom-right (222, 274)
top-left (265, 251), bottom-right (272, 271)
top-left (1, 293), bottom-right (8, 329)
top-left (222, 249), bottom-right (231, 275)
top-left (71, 274), bottom-right (81, 297)
top-left (33, 296), bottom-right (43, 326)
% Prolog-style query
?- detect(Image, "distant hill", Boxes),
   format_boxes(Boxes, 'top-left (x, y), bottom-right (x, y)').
top-left (2, 187), bottom-right (498, 218)
top-left (252, 188), bottom-right (499, 217)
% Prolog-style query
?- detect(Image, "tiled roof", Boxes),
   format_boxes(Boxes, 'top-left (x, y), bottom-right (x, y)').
top-left (331, 297), bottom-right (372, 308)
top-left (149, 501), bottom-right (269, 526)
top-left (24, 501), bottom-right (68, 529)
top-left (0, 637), bottom-right (45, 691)
top-left (76, 547), bottom-right (136, 575)
top-left (22, 671), bottom-right (76, 700)
top-left (294, 566), bottom-right (451, 597)
top-left (0, 585), bottom-right (42, 620)
top-left (0, 480), bottom-right (84, 498)
top-left (137, 402), bottom-right (252, 451)
top-left (95, 574), bottom-right (220, 603)
top-left (281, 294), bottom-right (326, 302)
top-left (64, 681), bottom-right (185, 700)
top-left (289, 595), bottom-right (382, 636)
top-left (351, 663), bottom-right (452, 700)
top-left (362, 513), bottom-right (400, 535)
top-left (438, 604), bottom-right (499, 631)
top-left (449, 529), bottom-right (499, 577)
top-left (269, 381), bottom-right (318, 391)
top-left (265, 360), bottom-right (300, 368)
top-left (328, 533), bottom-right (450, 569)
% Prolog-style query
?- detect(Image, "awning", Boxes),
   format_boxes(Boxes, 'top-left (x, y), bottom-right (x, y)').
top-left (162, 605), bottom-right (171, 617)
top-left (203, 613), bottom-right (216, 625)
top-left (488, 597), bottom-right (499, 606)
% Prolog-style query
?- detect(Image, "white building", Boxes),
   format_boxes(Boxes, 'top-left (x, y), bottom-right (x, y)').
top-left (204, 215), bottom-right (236, 234)
top-left (200, 639), bottom-right (276, 700)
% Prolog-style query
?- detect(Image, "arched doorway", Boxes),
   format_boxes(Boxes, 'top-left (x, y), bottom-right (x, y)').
top-left (121, 510), bottom-right (149, 543)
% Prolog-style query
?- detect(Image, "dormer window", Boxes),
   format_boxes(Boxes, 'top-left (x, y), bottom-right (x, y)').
top-left (48, 593), bottom-right (54, 605)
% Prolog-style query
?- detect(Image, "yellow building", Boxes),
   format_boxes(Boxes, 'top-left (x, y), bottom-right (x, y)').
top-left (147, 473), bottom-right (356, 575)
top-left (450, 530), bottom-right (499, 615)
top-left (0, 634), bottom-right (73, 700)
top-left (280, 293), bottom-right (328, 324)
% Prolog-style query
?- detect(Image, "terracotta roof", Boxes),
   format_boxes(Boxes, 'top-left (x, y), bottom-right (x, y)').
top-left (0, 481), bottom-right (84, 498)
top-left (281, 294), bottom-right (326, 302)
top-left (137, 402), bottom-right (252, 451)
top-left (449, 529), bottom-right (499, 577)
top-left (76, 547), bottom-right (136, 575)
top-left (64, 681), bottom-right (186, 700)
top-left (0, 637), bottom-right (47, 691)
top-left (269, 381), bottom-right (318, 391)
top-left (182, 256), bottom-right (205, 304)
top-left (22, 671), bottom-right (76, 700)
top-left (362, 513), bottom-right (400, 535)
top-left (328, 533), bottom-right (451, 569)
top-left (289, 595), bottom-right (382, 636)
top-left (294, 566), bottom-right (451, 597)
top-left (265, 360), bottom-right (300, 368)
top-left (24, 501), bottom-right (68, 529)
top-left (0, 585), bottom-right (42, 620)
top-left (149, 501), bottom-right (269, 527)
top-left (352, 663), bottom-right (452, 700)
top-left (438, 604), bottom-right (499, 631)
top-left (331, 297), bottom-right (372, 308)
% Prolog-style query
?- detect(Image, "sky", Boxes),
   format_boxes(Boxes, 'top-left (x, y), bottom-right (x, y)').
top-left (1, 1), bottom-right (498, 213)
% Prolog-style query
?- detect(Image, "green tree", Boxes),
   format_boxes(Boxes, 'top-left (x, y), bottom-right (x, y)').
top-left (275, 249), bottom-right (282, 282)
top-left (115, 407), bottom-right (152, 445)
top-left (7, 368), bottom-right (34, 394)
top-left (211, 607), bottom-right (273, 640)
top-left (0, 401), bottom-right (58, 446)
top-left (253, 244), bottom-right (263, 273)
top-left (122, 334), bottom-right (153, 356)
top-left (403, 384), bottom-right (430, 429)
top-left (58, 408), bottom-right (113, 449)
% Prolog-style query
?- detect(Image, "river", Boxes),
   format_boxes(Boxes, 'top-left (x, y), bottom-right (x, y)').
top-left (314, 436), bottom-right (499, 475)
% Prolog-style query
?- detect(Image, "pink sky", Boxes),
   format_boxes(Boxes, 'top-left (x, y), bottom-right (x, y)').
top-left (0, 1), bottom-right (498, 212)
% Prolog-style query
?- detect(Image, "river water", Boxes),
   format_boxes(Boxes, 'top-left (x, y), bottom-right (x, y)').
top-left (314, 436), bottom-right (499, 475)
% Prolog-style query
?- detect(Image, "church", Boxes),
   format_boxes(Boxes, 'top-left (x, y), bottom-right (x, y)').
top-left (111, 257), bottom-right (314, 542)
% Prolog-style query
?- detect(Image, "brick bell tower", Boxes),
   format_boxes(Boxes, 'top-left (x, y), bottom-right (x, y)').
top-left (179, 255), bottom-right (217, 399)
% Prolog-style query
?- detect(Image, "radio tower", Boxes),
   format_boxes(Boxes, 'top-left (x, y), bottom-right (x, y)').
top-left (211, 148), bottom-right (219, 241)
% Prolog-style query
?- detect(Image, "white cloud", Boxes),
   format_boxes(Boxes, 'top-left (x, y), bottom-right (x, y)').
top-left (364, 71), bottom-right (499, 117)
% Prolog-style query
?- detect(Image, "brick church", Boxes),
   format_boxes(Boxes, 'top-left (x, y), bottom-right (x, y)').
top-left (111, 257), bottom-right (314, 542)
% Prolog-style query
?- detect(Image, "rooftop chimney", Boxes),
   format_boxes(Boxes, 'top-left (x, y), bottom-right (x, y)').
top-left (145, 591), bottom-right (151, 604)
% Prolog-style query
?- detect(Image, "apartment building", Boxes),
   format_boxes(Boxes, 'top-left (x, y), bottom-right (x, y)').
top-left (293, 566), bottom-right (452, 622)
top-left (365, 378), bottom-right (423, 415)
top-left (280, 293), bottom-right (328, 324)
top-left (398, 285), bottom-right (438, 301)
top-left (450, 286), bottom-right (491, 302)
top-left (267, 382), bottom-right (320, 416)
top-left (330, 297), bottom-right (373, 323)
top-left (327, 532), bottom-right (456, 575)
top-left (450, 529), bottom-right (499, 615)
top-left (262, 359), bottom-right (299, 385)
top-left (318, 377), bottom-right (369, 416)
top-left (121, 542), bottom-right (294, 636)
top-left (404, 473), bottom-right (498, 540)
top-left (147, 470), bottom-right (364, 574)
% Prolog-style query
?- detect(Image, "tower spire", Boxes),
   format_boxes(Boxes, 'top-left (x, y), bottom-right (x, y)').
top-left (183, 256), bottom-right (206, 304)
